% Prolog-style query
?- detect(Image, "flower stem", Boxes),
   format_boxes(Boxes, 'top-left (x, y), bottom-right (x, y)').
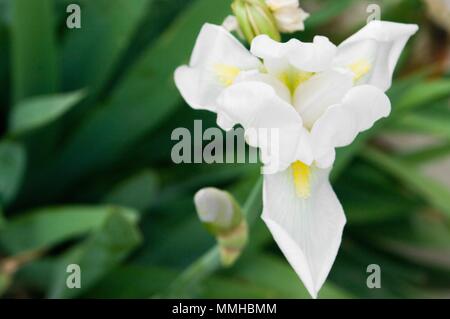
top-left (164, 176), bottom-right (263, 297)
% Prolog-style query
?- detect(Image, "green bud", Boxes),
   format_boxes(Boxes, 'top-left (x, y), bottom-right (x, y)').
top-left (232, 0), bottom-right (281, 44)
top-left (194, 187), bottom-right (248, 266)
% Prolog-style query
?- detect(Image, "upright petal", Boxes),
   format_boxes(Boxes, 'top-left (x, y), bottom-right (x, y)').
top-left (175, 23), bottom-right (261, 112)
top-left (251, 35), bottom-right (337, 74)
top-left (293, 69), bottom-right (354, 129)
top-left (235, 71), bottom-right (292, 103)
top-left (189, 24), bottom-right (261, 69)
top-left (217, 81), bottom-right (313, 172)
top-left (334, 20), bottom-right (418, 91)
top-left (262, 166), bottom-right (346, 298)
top-left (311, 85), bottom-right (391, 168)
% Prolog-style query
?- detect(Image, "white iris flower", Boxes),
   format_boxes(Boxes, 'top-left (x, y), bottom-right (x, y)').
top-left (175, 20), bottom-right (418, 298)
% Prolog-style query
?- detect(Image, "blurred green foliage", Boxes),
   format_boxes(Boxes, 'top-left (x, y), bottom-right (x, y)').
top-left (0, 0), bottom-right (450, 299)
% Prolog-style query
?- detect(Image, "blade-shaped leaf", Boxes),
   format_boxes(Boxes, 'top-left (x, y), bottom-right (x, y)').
top-left (103, 169), bottom-right (158, 211)
top-left (45, 0), bottom-right (232, 194)
top-left (401, 143), bottom-right (450, 165)
top-left (362, 147), bottom-right (450, 218)
top-left (0, 140), bottom-right (26, 205)
top-left (11, 0), bottom-right (57, 103)
top-left (47, 209), bottom-right (142, 298)
top-left (389, 112), bottom-right (450, 141)
top-left (61, 0), bottom-right (149, 97)
top-left (9, 90), bottom-right (85, 135)
top-left (216, 254), bottom-right (353, 299)
top-left (0, 205), bottom-right (137, 254)
top-left (395, 79), bottom-right (450, 113)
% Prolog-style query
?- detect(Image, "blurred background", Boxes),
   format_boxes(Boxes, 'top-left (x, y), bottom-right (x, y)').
top-left (0, 0), bottom-right (450, 299)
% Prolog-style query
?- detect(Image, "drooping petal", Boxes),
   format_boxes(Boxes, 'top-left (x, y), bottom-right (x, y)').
top-left (311, 85), bottom-right (391, 168)
top-left (293, 69), bottom-right (354, 129)
top-left (175, 23), bottom-right (261, 111)
top-left (251, 34), bottom-right (337, 74)
top-left (174, 66), bottom-right (224, 112)
top-left (217, 81), bottom-right (313, 172)
top-left (334, 20), bottom-right (418, 91)
top-left (262, 166), bottom-right (346, 298)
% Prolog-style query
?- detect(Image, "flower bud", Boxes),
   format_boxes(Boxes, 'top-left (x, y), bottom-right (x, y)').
top-left (231, 0), bottom-right (281, 44)
top-left (194, 187), bottom-right (248, 266)
top-left (266, 0), bottom-right (309, 33)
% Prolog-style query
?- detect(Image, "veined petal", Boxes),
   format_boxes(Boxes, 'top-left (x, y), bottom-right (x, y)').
top-left (175, 23), bottom-right (261, 112)
top-left (293, 69), bottom-right (354, 129)
top-left (311, 85), bottom-right (391, 168)
top-left (251, 35), bottom-right (337, 73)
top-left (262, 166), bottom-right (346, 298)
top-left (334, 20), bottom-right (418, 91)
top-left (217, 81), bottom-right (313, 172)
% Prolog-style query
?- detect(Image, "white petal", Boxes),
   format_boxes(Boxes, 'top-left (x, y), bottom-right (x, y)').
top-left (175, 24), bottom-right (261, 111)
top-left (272, 7), bottom-right (309, 33)
top-left (251, 35), bottom-right (337, 73)
top-left (216, 113), bottom-right (236, 131)
top-left (293, 69), bottom-right (354, 129)
top-left (311, 85), bottom-right (391, 168)
top-left (174, 66), bottom-right (223, 112)
top-left (334, 20), bottom-right (418, 91)
top-left (262, 167), bottom-right (346, 298)
top-left (222, 15), bottom-right (239, 32)
top-left (217, 81), bottom-right (313, 172)
top-left (190, 23), bottom-right (261, 69)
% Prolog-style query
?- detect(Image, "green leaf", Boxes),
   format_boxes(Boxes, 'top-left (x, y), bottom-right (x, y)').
top-left (395, 79), bottom-right (450, 113)
top-left (47, 210), bottom-right (142, 298)
top-left (103, 170), bottom-right (158, 211)
top-left (85, 265), bottom-right (176, 298)
top-left (50, 0), bottom-right (232, 189)
top-left (0, 0), bottom-right (10, 23)
top-left (11, 0), bottom-right (57, 103)
top-left (0, 205), bottom-right (138, 254)
top-left (336, 163), bottom-right (418, 224)
top-left (216, 254), bottom-right (353, 299)
top-left (362, 147), bottom-right (450, 218)
top-left (331, 239), bottom-right (428, 298)
top-left (401, 143), bottom-right (450, 166)
top-left (370, 213), bottom-right (450, 269)
top-left (0, 207), bottom-right (5, 230)
top-left (0, 140), bottom-right (26, 205)
top-left (304, 0), bottom-right (354, 29)
top-left (389, 113), bottom-right (450, 141)
top-left (61, 0), bottom-right (149, 97)
top-left (9, 90), bottom-right (85, 135)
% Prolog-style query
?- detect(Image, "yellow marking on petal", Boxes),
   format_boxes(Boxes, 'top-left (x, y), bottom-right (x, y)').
top-left (291, 161), bottom-right (311, 199)
top-left (279, 69), bottom-right (314, 95)
top-left (349, 59), bottom-right (371, 82)
top-left (214, 64), bottom-right (241, 87)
